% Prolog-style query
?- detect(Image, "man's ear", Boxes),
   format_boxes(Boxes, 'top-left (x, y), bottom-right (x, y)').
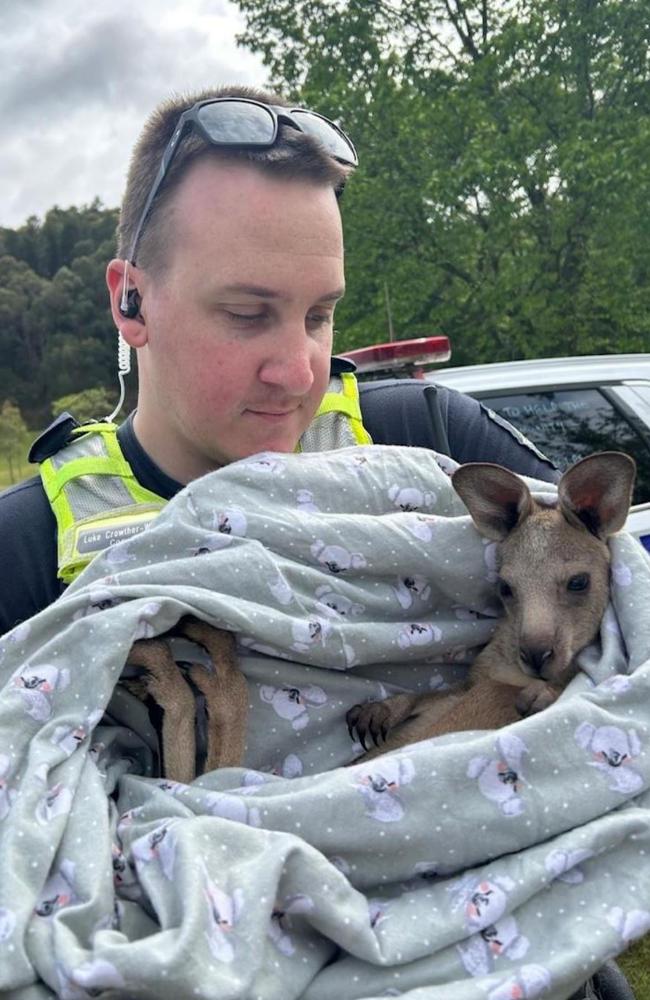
top-left (106, 259), bottom-right (148, 347)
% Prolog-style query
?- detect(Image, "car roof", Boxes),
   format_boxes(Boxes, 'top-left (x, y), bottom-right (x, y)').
top-left (425, 353), bottom-right (650, 394)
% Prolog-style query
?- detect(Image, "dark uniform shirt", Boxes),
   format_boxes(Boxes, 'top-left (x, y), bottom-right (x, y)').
top-left (0, 378), bottom-right (557, 635)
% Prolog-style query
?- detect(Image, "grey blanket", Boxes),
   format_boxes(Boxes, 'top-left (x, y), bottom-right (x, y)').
top-left (1, 445), bottom-right (649, 1000)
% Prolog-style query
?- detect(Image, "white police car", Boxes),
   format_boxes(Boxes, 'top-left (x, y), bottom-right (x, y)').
top-left (425, 354), bottom-right (650, 553)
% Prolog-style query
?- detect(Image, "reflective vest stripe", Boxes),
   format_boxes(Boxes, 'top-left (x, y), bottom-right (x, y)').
top-left (40, 372), bottom-right (372, 583)
top-left (40, 422), bottom-right (167, 584)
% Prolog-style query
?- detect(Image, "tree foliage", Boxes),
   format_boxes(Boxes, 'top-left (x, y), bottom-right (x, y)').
top-left (0, 401), bottom-right (29, 485)
top-left (52, 387), bottom-right (114, 423)
top-left (0, 203), bottom-right (119, 426)
top-left (1, 4), bottom-right (649, 433)
top-left (238, 0), bottom-right (650, 363)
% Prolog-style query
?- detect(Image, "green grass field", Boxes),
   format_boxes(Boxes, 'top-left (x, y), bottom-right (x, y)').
top-left (619, 935), bottom-right (650, 998)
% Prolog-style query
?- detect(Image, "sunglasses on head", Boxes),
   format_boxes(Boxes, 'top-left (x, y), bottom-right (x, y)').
top-left (128, 97), bottom-right (359, 264)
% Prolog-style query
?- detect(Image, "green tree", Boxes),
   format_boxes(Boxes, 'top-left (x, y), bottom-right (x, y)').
top-left (237, 0), bottom-right (650, 363)
top-left (0, 400), bottom-right (29, 485)
top-left (0, 201), bottom-right (119, 280)
top-left (52, 387), bottom-right (115, 423)
top-left (0, 203), bottom-right (119, 425)
top-left (0, 255), bottom-right (50, 414)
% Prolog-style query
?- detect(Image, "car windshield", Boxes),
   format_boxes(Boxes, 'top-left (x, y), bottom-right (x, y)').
top-left (482, 386), bottom-right (650, 506)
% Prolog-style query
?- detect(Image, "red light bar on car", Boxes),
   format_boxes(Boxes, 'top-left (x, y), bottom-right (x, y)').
top-left (341, 336), bottom-right (451, 374)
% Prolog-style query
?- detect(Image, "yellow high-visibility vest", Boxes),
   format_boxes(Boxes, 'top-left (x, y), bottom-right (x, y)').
top-left (39, 372), bottom-right (372, 584)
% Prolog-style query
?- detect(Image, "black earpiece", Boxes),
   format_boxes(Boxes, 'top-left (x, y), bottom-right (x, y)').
top-left (119, 287), bottom-right (142, 319)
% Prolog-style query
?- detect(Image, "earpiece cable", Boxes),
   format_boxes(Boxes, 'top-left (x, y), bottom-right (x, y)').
top-left (106, 265), bottom-right (133, 422)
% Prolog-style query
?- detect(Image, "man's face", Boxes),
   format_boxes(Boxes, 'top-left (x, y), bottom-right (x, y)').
top-left (108, 159), bottom-right (344, 483)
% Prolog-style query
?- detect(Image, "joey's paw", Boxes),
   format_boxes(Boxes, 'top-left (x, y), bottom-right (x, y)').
top-left (346, 702), bottom-right (391, 750)
top-left (516, 682), bottom-right (560, 718)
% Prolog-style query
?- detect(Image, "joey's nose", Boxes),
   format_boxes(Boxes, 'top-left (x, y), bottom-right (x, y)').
top-left (519, 646), bottom-right (553, 676)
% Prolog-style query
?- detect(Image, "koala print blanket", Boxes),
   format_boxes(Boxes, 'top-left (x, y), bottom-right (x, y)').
top-left (0, 445), bottom-right (649, 1000)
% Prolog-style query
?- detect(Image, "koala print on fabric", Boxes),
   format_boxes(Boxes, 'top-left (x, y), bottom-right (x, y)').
top-left (544, 847), bottom-right (594, 885)
top-left (67, 959), bottom-right (127, 994)
top-left (0, 906), bottom-right (16, 942)
top-left (52, 708), bottom-right (104, 758)
top-left (607, 907), bottom-right (650, 947)
top-left (368, 897), bottom-right (390, 929)
top-left (268, 573), bottom-right (295, 607)
top-left (295, 489), bottom-right (319, 513)
top-left (13, 662), bottom-right (70, 721)
top-left (0, 619), bottom-right (30, 654)
top-left (352, 756), bottom-right (415, 823)
top-left (103, 542), bottom-right (137, 569)
top-left (35, 782), bottom-right (73, 826)
top-left (314, 585), bottom-right (365, 619)
top-left (132, 824), bottom-right (177, 881)
top-left (388, 484), bottom-right (436, 512)
top-left (131, 601), bottom-right (164, 640)
top-left (597, 674), bottom-right (632, 696)
top-left (482, 540), bottom-right (499, 583)
top-left (611, 560), bottom-right (633, 587)
top-left (401, 860), bottom-right (441, 890)
top-left (190, 533), bottom-right (234, 555)
top-left (392, 575), bottom-right (432, 610)
top-left (240, 453), bottom-right (286, 476)
top-left (212, 507), bottom-right (248, 538)
top-left (468, 733), bottom-right (529, 816)
top-left (202, 863), bottom-right (245, 964)
top-left (260, 684), bottom-right (327, 732)
top-left (238, 636), bottom-right (285, 659)
top-left (35, 860), bottom-right (77, 919)
top-left (112, 845), bottom-right (141, 902)
top-left (0, 754), bottom-right (17, 820)
top-left (457, 914), bottom-right (530, 976)
top-left (403, 514), bottom-right (439, 542)
top-left (574, 722), bottom-right (644, 794)
top-left (291, 617), bottom-right (332, 654)
top-left (433, 452), bottom-right (458, 477)
top-left (339, 452), bottom-right (369, 476)
top-left (448, 872), bottom-right (517, 934)
top-left (268, 893), bottom-right (314, 956)
top-left (397, 622), bottom-right (442, 649)
top-left (203, 790), bottom-right (262, 828)
top-left (486, 964), bottom-right (552, 1000)
top-left (310, 541), bottom-right (367, 575)
top-left (262, 753), bottom-right (304, 780)
top-left (71, 587), bottom-right (120, 619)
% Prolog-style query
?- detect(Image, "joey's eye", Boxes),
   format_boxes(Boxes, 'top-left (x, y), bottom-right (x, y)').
top-left (499, 580), bottom-right (513, 599)
top-left (567, 573), bottom-right (590, 593)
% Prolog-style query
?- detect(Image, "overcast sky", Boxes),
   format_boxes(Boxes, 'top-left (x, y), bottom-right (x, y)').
top-left (1, 0), bottom-right (267, 228)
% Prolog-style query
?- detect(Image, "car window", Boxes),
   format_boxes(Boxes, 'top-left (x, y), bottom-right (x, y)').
top-left (479, 387), bottom-right (650, 505)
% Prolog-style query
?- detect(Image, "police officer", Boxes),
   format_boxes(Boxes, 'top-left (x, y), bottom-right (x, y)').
top-left (0, 83), bottom-right (555, 631)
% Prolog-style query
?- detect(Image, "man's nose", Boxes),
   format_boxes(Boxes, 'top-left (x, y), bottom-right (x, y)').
top-left (258, 323), bottom-right (318, 395)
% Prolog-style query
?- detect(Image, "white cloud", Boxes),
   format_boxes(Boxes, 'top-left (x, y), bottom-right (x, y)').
top-left (0, 0), bottom-right (267, 226)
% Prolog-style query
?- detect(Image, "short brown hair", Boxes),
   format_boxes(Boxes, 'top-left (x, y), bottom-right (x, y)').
top-left (117, 84), bottom-right (353, 274)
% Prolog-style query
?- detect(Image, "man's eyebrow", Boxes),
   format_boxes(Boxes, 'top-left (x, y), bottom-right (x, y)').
top-left (319, 288), bottom-right (346, 302)
top-left (217, 283), bottom-right (346, 302)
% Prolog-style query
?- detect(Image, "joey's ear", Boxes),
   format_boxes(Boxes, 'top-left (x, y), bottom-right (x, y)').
top-left (558, 451), bottom-right (636, 539)
top-left (451, 463), bottom-right (534, 540)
